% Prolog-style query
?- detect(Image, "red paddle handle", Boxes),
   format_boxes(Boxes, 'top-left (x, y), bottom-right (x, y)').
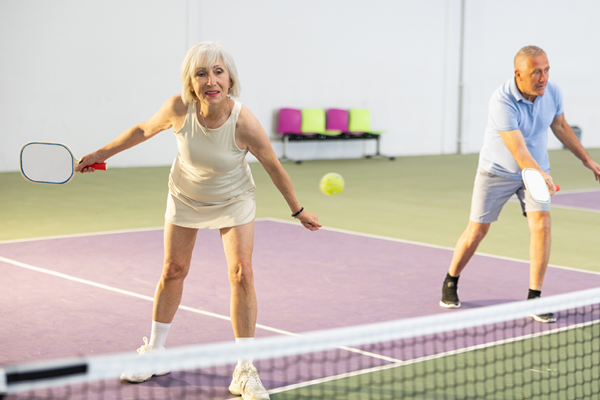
top-left (89, 163), bottom-right (108, 170)
top-left (90, 163), bottom-right (107, 170)
top-left (79, 163), bottom-right (107, 172)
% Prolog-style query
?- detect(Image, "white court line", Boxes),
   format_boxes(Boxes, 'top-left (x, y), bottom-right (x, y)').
top-left (0, 255), bottom-right (401, 364)
top-left (0, 226), bottom-right (164, 245)
top-left (0, 218), bottom-right (274, 245)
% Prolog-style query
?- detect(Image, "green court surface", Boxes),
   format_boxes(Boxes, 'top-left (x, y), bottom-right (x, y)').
top-left (271, 324), bottom-right (600, 399)
top-left (1, 149), bottom-right (599, 272)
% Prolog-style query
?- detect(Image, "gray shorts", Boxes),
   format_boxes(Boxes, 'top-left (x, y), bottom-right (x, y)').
top-left (469, 168), bottom-right (551, 223)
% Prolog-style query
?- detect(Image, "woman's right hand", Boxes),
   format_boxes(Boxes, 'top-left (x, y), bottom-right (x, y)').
top-left (75, 152), bottom-right (106, 173)
top-left (296, 210), bottom-right (322, 231)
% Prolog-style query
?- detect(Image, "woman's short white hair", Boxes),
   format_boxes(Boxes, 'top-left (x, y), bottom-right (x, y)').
top-left (180, 42), bottom-right (241, 104)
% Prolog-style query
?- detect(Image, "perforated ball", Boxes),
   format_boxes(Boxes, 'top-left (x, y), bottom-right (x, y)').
top-left (320, 173), bottom-right (345, 196)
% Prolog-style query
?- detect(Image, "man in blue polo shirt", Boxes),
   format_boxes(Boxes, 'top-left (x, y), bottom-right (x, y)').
top-left (439, 46), bottom-right (600, 322)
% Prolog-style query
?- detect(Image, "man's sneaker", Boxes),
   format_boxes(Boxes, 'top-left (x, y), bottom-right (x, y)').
top-left (532, 312), bottom-right (557, 323)
top-left (120, 337), bottom-right (170, 383)
top-left (527, 294), bottom-right (557, 323)
top-left (229, 362), bottom-right (270, 400)
top-left (440, 278), bottom-right (461, 309)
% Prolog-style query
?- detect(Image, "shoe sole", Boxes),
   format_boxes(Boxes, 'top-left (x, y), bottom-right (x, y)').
top-left (439, 301), bottom-right (461, 309)
top-left (531, 315), bottom-right (557, 323)
top-left (120, 371), bottom-right (170, 383)
top-left (229, 389), bottom-right (270, 400)
top-left (229, 384), bottom-right (270, 400)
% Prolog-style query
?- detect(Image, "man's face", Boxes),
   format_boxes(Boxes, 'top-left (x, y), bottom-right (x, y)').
top-left (515, 54), bottom-right (550, 98)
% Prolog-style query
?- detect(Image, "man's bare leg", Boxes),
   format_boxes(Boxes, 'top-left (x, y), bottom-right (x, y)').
top-left (441, 221), bottom-right (490, 308)
top-left (526, 211), bottom-right (555, 323)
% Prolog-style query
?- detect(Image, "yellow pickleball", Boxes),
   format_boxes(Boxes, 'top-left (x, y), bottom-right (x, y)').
top-left (320, 173), bottom-right (345, 196)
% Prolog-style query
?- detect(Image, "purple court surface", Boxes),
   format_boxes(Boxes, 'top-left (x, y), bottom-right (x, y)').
top-left (2, 218), bottom-right (600, 399)
top-left (551, 189), bottom-right (600, 211)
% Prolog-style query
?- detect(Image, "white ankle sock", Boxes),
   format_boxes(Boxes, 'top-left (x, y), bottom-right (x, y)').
top-left (149, 321), bottom-right (171, 350)
top-left (235, 337), bottom-right (254, 367)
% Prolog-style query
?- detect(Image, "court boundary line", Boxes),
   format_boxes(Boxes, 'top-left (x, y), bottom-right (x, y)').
top-left (2, 217), bottom-right (599, 276)
top-left (0, 226), bottom-right (164, 245)
top-left (262, 317), bottom-right (600, 397)
top-left (0, 255), bottom-right (401, 365)
top-left (0, 218), bottom-right (279, 245)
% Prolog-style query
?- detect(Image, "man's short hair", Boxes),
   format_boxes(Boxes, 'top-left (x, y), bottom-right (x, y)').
top-left (514, 46), bottom-right (547, 71)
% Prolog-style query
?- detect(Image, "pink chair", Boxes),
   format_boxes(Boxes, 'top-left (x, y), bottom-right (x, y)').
top-left (326, 109), bottom-right (349, 134)
top-left (277, 108), bottom-right (302, 135)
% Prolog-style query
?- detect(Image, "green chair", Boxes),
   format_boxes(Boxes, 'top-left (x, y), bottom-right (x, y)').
top-left (301, 109), bottom-right (341, 137)
top-left (348, 109), bottom-right (384, 135)
top-left (348, 109), bottom-right (392, 160)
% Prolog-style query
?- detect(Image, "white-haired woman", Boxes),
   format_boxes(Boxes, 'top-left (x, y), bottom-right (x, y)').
top-left (77, 42), bottom-right (321, 400)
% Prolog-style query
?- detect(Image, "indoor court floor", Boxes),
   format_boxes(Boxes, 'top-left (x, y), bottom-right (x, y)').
top-left (1, 150), bottom-right (599, 398)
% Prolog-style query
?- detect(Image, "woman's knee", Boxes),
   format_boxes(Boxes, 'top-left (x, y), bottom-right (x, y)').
top-left (228, 262), bottom-right (254, 287)
top-left (161, 261), bottom-right (190, 282)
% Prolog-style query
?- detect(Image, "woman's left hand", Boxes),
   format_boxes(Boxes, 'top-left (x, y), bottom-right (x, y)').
top-left (296, 210), bottom-right (322, 231)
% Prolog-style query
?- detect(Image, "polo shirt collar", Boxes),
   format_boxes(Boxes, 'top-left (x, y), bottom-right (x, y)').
top-left (510, 77), bottom-right (530, 104)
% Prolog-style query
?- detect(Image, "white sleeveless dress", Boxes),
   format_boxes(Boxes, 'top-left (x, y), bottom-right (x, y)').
top-left (165, 100), bottom-right (256, 229)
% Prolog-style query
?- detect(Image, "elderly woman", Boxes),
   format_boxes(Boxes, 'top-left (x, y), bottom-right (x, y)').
top-left (76, 41), bottom-right (321, 400)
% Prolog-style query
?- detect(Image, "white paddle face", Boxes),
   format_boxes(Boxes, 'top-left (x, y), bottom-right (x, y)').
top-left (522, 168), bottom-right (550, 203)
top-left (20, 142), bottom-right (77, 184)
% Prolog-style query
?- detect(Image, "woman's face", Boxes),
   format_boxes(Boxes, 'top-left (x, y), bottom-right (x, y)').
top-left (190, 59), bottom-right (232, 105)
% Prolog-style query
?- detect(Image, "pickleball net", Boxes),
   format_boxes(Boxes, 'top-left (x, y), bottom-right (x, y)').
top-left (2, 287), bottom-right (600, 400)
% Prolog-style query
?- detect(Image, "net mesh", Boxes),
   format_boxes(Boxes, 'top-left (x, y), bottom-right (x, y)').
top-left (3, 287), bottom-right (600, 400)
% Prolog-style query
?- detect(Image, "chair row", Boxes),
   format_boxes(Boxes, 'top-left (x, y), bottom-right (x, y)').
top-left (277, 108), bottom-right (383, 137)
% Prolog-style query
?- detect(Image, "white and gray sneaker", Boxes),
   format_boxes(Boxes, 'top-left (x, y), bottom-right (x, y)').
top-left (120, 337), bottom-right (170, 383)
top-left (229, 363), bottom-right (270, 400)
top-left (532, 312), bottom-right (557, 323)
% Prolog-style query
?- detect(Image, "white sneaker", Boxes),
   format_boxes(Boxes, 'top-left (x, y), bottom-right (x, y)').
top-left (120, 337), bottom-right (170, 383)
top-left (229, 363), bottom-right (270, 400)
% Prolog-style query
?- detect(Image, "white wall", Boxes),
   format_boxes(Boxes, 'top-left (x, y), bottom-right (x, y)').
top-left (1, 0), bottom-right (599, 172)
top-left (197, 0), bottom-right (462, 161)
top-left (0, 0), bottom-right (185, 171)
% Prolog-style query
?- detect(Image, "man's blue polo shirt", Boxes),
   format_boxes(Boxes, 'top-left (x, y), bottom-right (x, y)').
top-left (478, 77), bottom-right (564, 179)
